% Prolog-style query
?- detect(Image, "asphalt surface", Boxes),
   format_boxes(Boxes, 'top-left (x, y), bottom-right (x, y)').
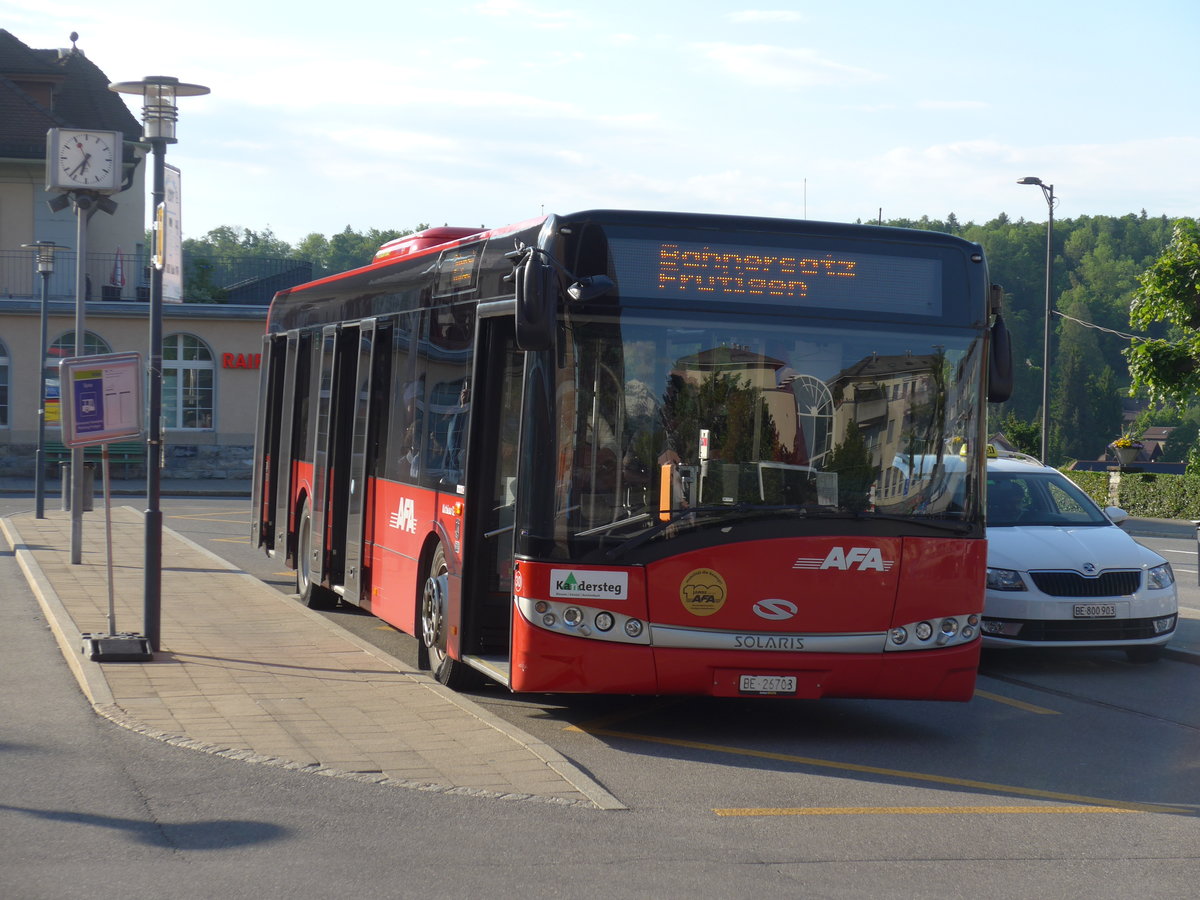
top-left (1, 474), bottom-right (1196, 817)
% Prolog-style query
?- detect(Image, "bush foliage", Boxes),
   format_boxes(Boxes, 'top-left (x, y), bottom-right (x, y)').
top-left (1062, 470), bottom-right (1200, 520)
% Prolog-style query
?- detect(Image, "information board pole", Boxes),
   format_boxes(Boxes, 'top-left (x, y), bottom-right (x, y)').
top-left (102, 444), bottom-right (116, 635)
top-left (59, 352), bottom-right (151, 661)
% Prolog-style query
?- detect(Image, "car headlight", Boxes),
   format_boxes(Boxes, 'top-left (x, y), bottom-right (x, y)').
top-left (986, 567), bottom-right (1026, 591)
top-left (1147, 562), bottom-right (1175, 590)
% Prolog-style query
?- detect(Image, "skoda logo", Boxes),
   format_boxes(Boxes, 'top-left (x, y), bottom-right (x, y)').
top-left (1082, 562), bottom-right (1096, 574)
top-left (753, 599), bottom-right (798, 621)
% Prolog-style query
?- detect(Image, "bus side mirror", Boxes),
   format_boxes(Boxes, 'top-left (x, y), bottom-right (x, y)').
top-left (987, 312), bottom-right (1013, 403)
top-left (515, 255), bottom-right (556, 351)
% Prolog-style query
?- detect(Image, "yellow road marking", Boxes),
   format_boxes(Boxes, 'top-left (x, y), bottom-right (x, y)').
top-left (974, 689), bottom-right (1060, 715)
top-left (575, 726), bottom-right (1178, 814)
top-left (714, 805), bottom-right (1140, 816)
top-left (211, 537), bottom-right (250, 544)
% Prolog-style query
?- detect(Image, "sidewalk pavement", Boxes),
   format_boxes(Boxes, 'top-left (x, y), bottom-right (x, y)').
top-left (1, 504), bottom-right (623, 810)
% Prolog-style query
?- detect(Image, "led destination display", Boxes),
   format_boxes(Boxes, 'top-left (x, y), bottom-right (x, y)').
top-left (608, 237), bottom-right (944, 317)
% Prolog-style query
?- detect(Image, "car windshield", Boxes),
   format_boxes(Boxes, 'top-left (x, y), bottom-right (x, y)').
top-left (986, 470), bottom-right (1111, 527)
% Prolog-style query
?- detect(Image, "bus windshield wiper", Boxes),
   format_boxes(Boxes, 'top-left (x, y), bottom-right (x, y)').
top-left (866, 512), bottom-right (974, 533)
top-left (801, 508), bottom-right (974, 534)
top-left (601, 504), bottom-right (809, 560)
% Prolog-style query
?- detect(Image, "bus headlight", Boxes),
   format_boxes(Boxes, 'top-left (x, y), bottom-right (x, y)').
top-left (594, 611), bottom-right (615, 632)
top-left (936, 617), bottom-right (959, 645)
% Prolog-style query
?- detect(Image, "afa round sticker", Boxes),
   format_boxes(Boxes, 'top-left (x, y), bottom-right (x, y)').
top-left (679, 568), bottom-right (727, 617)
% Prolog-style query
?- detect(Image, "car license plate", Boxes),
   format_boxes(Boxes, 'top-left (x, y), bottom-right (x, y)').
top-left (1073, 603), bottom-right (1117, 618)
top-left (739, 675), bottom-right (797, 694)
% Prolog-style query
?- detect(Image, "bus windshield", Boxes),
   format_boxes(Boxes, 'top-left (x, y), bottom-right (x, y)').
top-left (540, 308), bottom-right (981, 555)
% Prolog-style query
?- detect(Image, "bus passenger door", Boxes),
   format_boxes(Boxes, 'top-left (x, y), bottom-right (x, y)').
top-left (341, 319), bottom-right (390, 608)
top-left (308, 324), bottom-right (357, 596)
top-left (251, 331), bottom-right (286, 551)
top-left (272, 330), bottom-right (304, 564)
top-left (461, 315), bottom-right (525, 681)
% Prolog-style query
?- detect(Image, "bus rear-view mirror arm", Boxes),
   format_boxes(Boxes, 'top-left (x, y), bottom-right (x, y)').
top-left (508, 246), bottom-right (614, 350)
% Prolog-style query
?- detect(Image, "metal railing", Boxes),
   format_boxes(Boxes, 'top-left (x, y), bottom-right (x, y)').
top-left (0, 250), bottom-right (312, 305)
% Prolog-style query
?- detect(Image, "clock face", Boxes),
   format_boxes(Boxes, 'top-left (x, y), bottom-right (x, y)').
top-left (47, 129), bottom-right (122, 192)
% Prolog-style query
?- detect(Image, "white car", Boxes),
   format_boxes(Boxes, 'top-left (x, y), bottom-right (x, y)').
top-left (983, 455), bottom-right (1178, 661)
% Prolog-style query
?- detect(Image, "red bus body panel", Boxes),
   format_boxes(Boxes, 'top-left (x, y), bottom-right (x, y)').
top-left (510, 537), bottom-right (984, 699)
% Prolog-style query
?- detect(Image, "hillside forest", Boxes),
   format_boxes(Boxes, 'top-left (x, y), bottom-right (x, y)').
top-left (182, 212), bottom-right (1198, 469)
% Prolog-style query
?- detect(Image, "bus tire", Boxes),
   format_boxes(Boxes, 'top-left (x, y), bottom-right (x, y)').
top-left (420, 544), bottom-right (482, 690)
top-left (296, 500), bottom-right (336, 610)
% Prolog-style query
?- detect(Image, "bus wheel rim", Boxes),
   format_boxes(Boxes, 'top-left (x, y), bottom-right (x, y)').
top-left (421, 569), bottom-right (448, 662)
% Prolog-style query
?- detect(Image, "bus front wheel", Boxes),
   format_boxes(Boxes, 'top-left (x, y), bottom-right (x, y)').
top-left (420, 544), bottom-right (481, 690)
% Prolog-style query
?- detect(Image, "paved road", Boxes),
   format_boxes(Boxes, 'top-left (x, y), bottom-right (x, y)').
top-left (3, 493), bottom-right (1198, 898)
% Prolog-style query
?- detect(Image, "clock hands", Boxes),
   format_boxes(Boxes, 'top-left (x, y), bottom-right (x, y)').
top-left (67, 149), bottom-right (93, 179)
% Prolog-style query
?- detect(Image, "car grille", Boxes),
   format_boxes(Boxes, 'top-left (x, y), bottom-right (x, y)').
top-left (1028, 570), bottom-right (1141, 597)
top-left (988, 616), bottom-right (1172, 642)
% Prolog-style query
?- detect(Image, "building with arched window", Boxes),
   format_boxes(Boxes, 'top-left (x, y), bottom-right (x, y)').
top-left (0, 298), bottom-right (267, 479)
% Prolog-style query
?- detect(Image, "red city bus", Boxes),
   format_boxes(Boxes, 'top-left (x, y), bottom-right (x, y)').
top-left (251, 210), bottom-right (1012, 700)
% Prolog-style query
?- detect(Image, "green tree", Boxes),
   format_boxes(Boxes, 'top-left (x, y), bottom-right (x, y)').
top-left (824, 421), bottom-right (874, 512)
top-left (993, 411), bottom-right (1039, 457)
top-left (1126, 219), bottom-right (1200, 405)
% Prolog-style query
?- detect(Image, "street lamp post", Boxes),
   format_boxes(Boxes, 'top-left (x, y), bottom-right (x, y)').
top-left (1018, 176), bottom-right (1055, 465)
top-left (109, 76), bottom-right (210, 652)
top-left (20, 241), bottom-right (69, 519)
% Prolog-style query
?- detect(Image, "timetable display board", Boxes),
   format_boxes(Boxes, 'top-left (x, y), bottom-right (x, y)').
top-left (58, 352), bottom-right (144, 447)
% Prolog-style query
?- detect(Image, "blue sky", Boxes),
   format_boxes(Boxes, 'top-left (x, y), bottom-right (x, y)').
top-left (7, 0), bottom-right (1198, 245)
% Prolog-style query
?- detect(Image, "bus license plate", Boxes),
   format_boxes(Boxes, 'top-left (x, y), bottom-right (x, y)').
top-left (739, 675), bottom-right (797, 695)
top-left (1073, 603), bottom-right (1116, 618)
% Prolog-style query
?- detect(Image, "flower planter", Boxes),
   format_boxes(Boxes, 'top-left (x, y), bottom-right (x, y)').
top-left (1114, 445), bottom-right (1140, 465)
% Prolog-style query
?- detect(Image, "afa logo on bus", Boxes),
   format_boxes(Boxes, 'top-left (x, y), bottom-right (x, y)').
top-left (792, 547), bottom-right (895, 572)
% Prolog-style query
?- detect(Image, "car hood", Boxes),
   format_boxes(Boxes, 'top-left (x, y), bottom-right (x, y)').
top-left (987, 524), bottom-right (1166, 573)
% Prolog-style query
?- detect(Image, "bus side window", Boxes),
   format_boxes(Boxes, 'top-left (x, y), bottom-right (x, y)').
top-left (383, 312), bottom-right (420, 485)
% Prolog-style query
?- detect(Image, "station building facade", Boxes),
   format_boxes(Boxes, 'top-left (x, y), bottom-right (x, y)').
top-left (1, 29), bottom-right (271, 481)
top-left (0, 299), bottom-right (267, 480)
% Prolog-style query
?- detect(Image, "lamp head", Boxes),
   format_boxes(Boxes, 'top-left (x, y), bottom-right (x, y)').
top-left (1017, 176), bottom-right (1043, 185)
top-left (21, 240), bottom-right (69, 274)
top-left (110, 76), bottom-right (210, 143)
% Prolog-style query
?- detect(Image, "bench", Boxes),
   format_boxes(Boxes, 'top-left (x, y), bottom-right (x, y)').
top-left (43, 440), bottom-right (147, 478)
